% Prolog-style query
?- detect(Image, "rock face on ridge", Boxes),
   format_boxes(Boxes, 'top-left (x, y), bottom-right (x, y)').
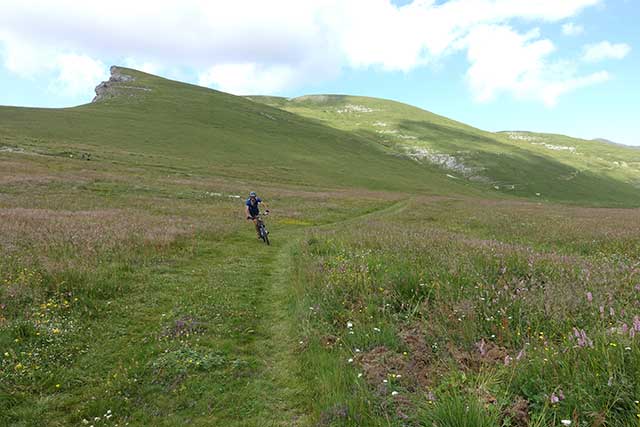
top-left (93, 66), bottom-right (149, 102)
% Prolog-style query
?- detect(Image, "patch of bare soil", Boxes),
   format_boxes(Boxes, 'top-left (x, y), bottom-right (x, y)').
top-left (502, 396), bottom-right (530, 427)
top-left (448, 338), bottom-right (510, 371)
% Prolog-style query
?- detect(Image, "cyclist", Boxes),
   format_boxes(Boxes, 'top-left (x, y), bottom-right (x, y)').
top-left (245, 192), bottom-right (269, 239)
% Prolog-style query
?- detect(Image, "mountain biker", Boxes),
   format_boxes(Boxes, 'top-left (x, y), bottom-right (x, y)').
top-left (245, 192), bottom-right (269, 238)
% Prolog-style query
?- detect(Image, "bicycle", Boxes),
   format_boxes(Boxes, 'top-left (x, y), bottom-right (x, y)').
top-left (248, 212), bottom-right (270, 245)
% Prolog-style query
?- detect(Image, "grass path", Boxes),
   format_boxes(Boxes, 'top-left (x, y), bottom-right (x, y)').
top-left (4, 228), bottom-right (305, 426)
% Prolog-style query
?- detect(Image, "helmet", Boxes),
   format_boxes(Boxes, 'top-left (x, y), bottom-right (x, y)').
top-left (249, 191), bottom-right (257, 198)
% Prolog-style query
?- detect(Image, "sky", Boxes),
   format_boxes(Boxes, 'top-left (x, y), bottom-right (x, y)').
top-left (0, 0), bottom-right (637, 145)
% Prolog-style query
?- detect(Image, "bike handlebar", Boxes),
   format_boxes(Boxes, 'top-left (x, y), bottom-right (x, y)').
top-left (247, 211), bottom-right (270, 220)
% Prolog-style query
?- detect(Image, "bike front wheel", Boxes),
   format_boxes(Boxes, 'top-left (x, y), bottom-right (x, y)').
top-left (260, 226), bottom-right (270, 245)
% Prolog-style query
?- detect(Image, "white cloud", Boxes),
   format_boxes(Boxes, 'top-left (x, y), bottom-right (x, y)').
top-left (0, 30), bottom-right (47, 77)
top-left (465, 25), bottom-right (608, 106)
top-left (540, 71), bottom-right (609, 106)
top-left (0, 0), bottom-right (613, 103)
top-left (198, 63), bottom-right (296, 95)
top-left (562, 22), bottom-right (584, 36)
top-left (50, 54), bottom-right (108, 97)
top-left (0, 28), bottom-right (108, 98)
top-left (582, 41), bottom-right (631, 62)
top-left (122, 58), bottom-right (161, 75)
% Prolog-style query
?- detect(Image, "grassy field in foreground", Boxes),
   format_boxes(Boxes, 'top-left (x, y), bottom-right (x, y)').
top-left (292, 197), bottom-right (640, 426)
top-left (0, 148), bottom-right (393, 426)
top-left (3, 152), bottom-right (639, 425)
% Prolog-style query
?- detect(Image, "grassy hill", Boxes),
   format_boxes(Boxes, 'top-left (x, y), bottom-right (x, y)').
top-left (0, 67), bottom-right (474, 196)
top-left (2, 67), bottom-right (638, 205)
top-left (2, 67), bottom-right (639, 426)
top-left (249, 94), bottom-right (640, 206)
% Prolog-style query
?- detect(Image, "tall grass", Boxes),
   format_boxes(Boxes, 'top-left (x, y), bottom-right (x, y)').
top-left (292, 198), bottom-right (640, 425)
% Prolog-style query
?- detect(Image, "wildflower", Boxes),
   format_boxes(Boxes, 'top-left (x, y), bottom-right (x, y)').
top-left (391, 391), bottom-right (399, 396)
top-left (550, 390), bottom-right (565, 404)
top-left (347, 358), bottom-right (353, 363)
top-left (561, 420), bottom-right (572, 426)
top-left (346, 321), bottom-right (353, 329)
top-left (52, 328), bottom-right (61, 334)
top-left (3, 352), bottom-right (8, 357)
top-left (572, 328), bottom-right (593, 348)
top-left (586, 292), bottom-right (593, 302)
top-left (55, 384), bottom-right (60, 388)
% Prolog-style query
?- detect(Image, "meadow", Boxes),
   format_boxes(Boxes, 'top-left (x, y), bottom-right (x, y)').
top-left (1, 67), bottom-right (639, 426)
top-left (292, 197), bottom-right (640, 426)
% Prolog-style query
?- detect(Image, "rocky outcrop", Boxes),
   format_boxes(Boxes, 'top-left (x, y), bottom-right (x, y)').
top-left (93, 66), bottom-right (150, 102)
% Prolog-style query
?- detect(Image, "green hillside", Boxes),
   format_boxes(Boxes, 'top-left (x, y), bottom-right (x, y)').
top-left (0, 67), bottom-right (472, 196)
top-left (249, 94), bottom-right (640, 206)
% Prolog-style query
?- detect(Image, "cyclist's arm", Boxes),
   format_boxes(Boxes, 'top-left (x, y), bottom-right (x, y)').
top-left (245, 205), bottom-right (252, 218)
top-left (261, 201), bottom-right (270, 212)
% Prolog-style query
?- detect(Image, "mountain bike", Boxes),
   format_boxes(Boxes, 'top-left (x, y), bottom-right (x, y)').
top-left (249, 212), bottom-right (270, 245)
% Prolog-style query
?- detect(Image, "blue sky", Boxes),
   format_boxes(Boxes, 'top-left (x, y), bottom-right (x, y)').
top-left (0, 0), bottom-right (637, 145)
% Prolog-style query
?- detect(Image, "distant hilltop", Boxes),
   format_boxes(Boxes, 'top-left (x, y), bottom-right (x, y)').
top-left (592, 138), bottom-right (638, 149)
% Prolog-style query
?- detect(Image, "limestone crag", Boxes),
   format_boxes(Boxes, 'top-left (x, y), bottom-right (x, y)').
top-left (93, 66), bottom-right (150, 102)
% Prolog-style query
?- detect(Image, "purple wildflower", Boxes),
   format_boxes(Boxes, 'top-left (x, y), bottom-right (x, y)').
top-left (572, 327), bottom-right (593, 348)
top-left (550, 389), bottom-right (566, 404)
top-left (586, 292), bottom-right (593, 302)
